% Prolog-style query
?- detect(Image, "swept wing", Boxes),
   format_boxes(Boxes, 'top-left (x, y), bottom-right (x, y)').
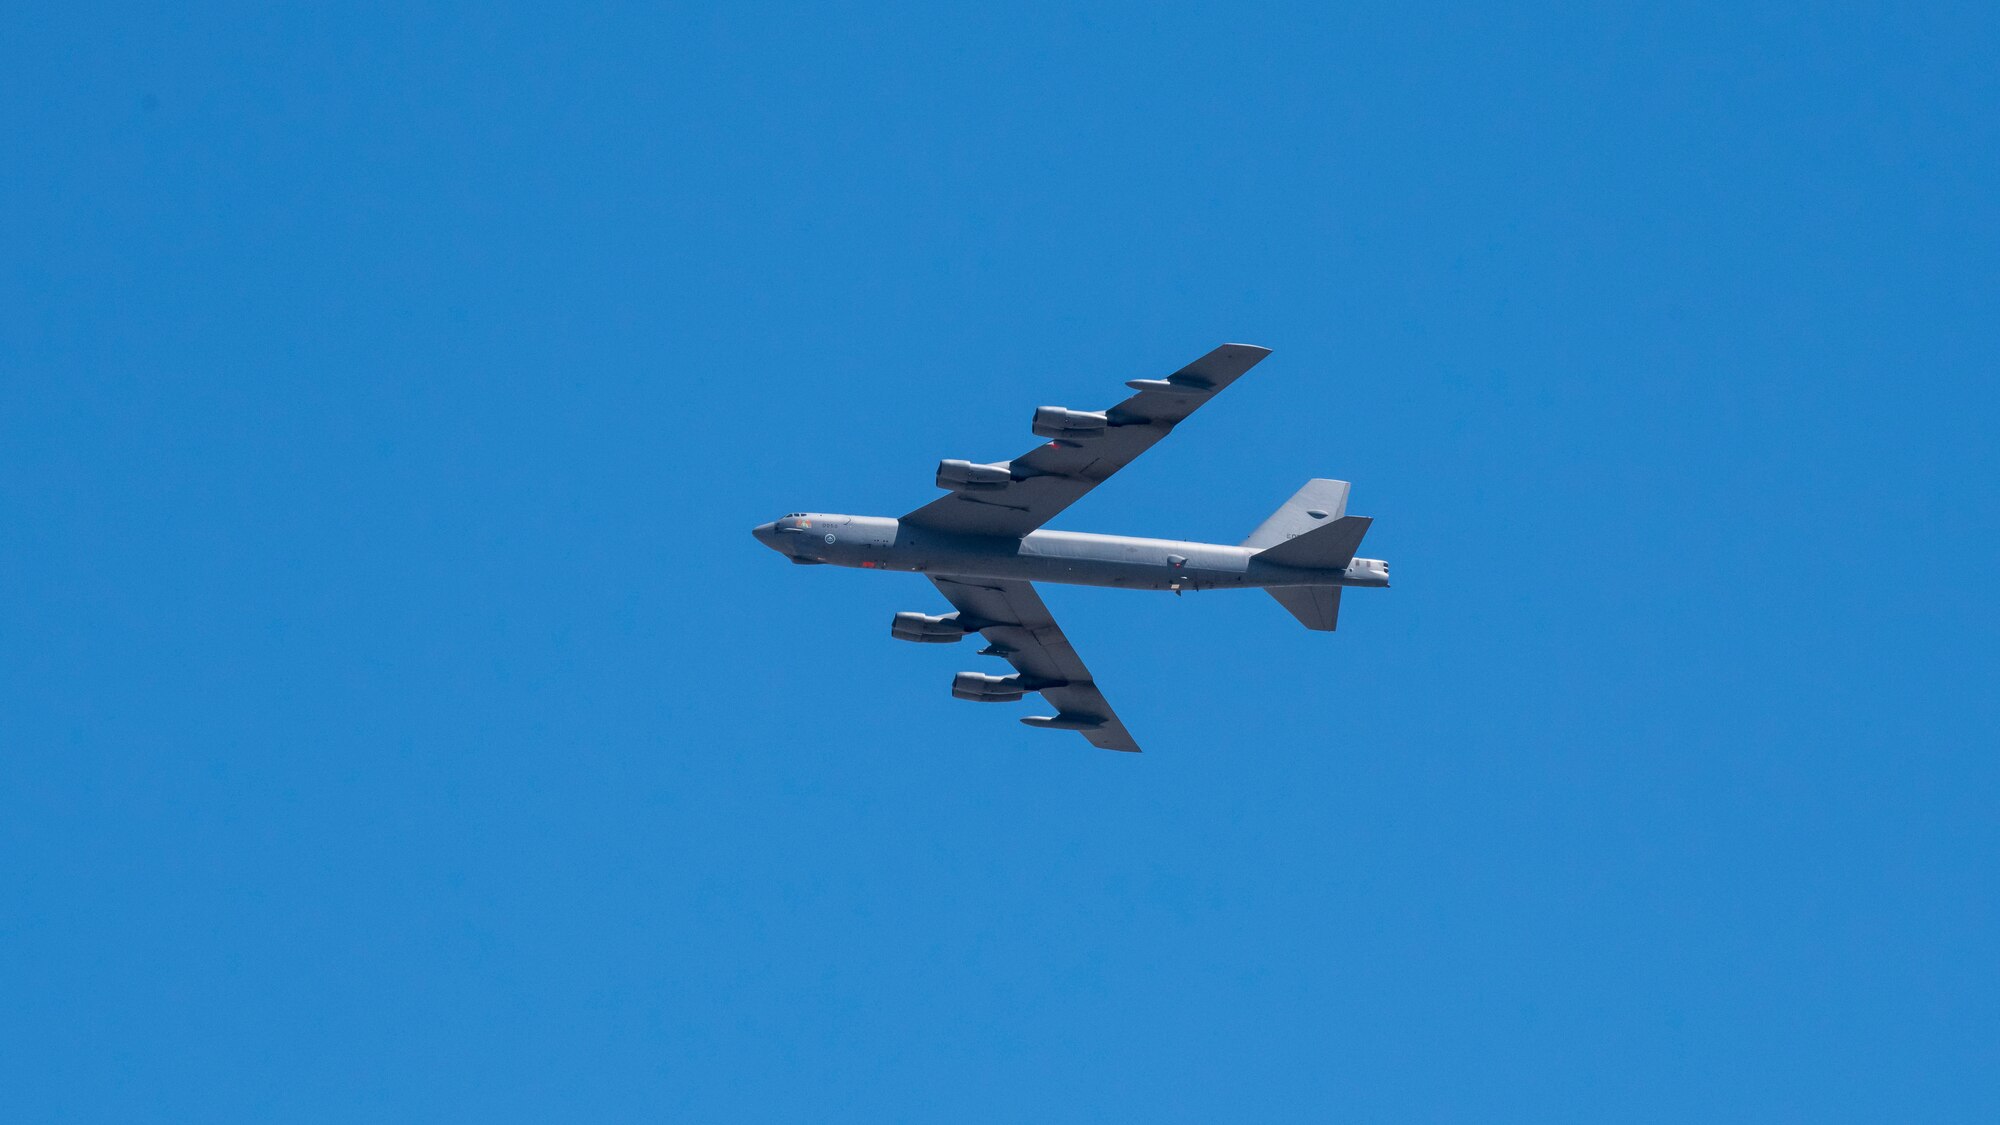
top-left (929, 576), bottom-right (1140, 752)
top-left (901, 343), bottom-right (1272, 538)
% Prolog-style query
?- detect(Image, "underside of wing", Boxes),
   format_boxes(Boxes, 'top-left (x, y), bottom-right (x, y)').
top-left (927, 576), bottom-right (1140, 752)
top-left (901, 343), bottom-right (1272, 539)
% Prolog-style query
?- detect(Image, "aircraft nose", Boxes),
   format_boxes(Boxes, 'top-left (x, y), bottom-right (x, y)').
top-left (751, 521), bottom-right (778, 544)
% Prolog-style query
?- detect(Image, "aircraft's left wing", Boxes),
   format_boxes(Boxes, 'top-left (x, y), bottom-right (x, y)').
top-left (929, 576), bottom-right (1140, 753)
top-left (901, 343), bottom-right (1272, 539)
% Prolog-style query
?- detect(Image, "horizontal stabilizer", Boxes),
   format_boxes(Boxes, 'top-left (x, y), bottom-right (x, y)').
top-left (1253, 514), bottom-right (1372, 569)
top-left (1268, 586), bottom-right (1342, 631)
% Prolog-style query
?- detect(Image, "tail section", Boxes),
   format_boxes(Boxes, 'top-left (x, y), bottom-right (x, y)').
top-left (1248, 478), bottom-right (1383, 631)
top-left (1250, 481), bottom-right (1376, 631)
top-left (1268, 585), bottom-right (1343, 631)
top-left (1257, 517), bottom-right (1372, 630)
top-left (1241, 479), bottom-right (1350, 550)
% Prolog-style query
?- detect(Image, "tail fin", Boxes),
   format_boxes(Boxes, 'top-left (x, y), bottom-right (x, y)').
top-left (1268, 585), bottom-right (1343, 631)
top-left (1242, 479), bottom-right (1350, 549)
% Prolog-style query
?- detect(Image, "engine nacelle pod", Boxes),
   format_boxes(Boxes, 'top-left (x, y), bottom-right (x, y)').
top-left (893, 630), bottom-right (960, 644)
top-left (1031, 406), bottom-right (1109, 440)
top-left (935, 459), bottom-right (1013, 491)
top-left (951, 671), bottom-right (1027, 702)
top-left (891, 611), bottom-right (968, 643)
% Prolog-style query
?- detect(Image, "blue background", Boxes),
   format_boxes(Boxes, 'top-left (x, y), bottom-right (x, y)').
top-left (6, 3), bottom-right (1997, 1120)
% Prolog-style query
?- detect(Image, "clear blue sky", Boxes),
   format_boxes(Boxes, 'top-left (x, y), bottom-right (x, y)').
top-left (5, 3), bottom-right (1997, 1120)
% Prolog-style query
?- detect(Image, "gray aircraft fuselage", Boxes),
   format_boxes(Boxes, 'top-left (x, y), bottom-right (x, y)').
top-left (751, 514), bottom-right (1391, 592)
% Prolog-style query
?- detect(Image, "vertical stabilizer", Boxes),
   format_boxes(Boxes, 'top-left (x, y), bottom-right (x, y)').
top-left (1242, 479), bottom-right (1350, 549)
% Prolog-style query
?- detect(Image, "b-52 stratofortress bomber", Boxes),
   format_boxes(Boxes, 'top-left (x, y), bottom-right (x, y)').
top-left (752, 343), bottom-right (1389, 753)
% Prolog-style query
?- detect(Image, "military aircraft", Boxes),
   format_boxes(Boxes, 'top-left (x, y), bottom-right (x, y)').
top-left (752, 343), bottom-right (1389, 752)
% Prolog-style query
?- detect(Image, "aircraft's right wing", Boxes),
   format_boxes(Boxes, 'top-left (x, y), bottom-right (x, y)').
top-left (928, 576), bottom-right (1141, 753)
